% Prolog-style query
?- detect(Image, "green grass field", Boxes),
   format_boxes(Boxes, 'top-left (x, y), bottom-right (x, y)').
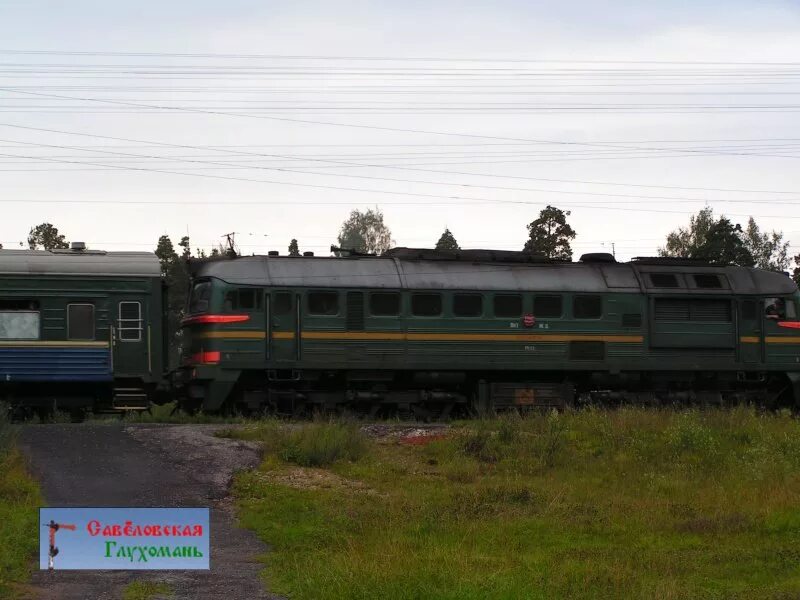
top-left (0, 408), bottom-right (42, 599)
top-left (226, 409), bottom-right (800, 600)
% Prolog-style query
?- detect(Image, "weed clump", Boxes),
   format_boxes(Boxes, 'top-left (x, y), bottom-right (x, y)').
top-left (278, 421), bottom-right (368, 467)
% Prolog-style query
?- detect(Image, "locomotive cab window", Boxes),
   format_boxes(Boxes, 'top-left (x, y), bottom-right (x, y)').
top-left (412, 293), bottom-right (442, 317)
top-left (0, 299), bottom-right (40, 340)
top-left (307, 291), bottom-right (339, 315)
top-left (225, 288), bottom-right (262, 311)
top-left (453, 294), bottom-right (482, 317)
top-left (68, 304), bottom-right (95, 340)
top-left (573, 295), bottom-right (602, 319)
top-left (118, 302), bottom-right (142, 342)
top-left (534, 295), bottom-right (563, 318)
top-left (494, 294), bottom-right (522, 318)
top-left (765, 297), bottom-right (796, 320)
top-left (188, 281), bottom-right (212, 314)
top-left (369, 292), bottom-right (400, 316)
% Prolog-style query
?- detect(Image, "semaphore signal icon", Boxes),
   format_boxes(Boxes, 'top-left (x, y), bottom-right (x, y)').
top-left (45, 520), bottom-right (76, 570)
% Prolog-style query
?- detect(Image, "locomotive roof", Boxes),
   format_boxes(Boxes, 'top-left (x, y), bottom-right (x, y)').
top-left (0, 248), bottom-right (161, 277)
top-left (194, 252), bottom-right (797, 296)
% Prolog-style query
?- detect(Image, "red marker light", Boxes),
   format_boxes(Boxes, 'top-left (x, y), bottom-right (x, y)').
top-left (777, 321), bottom-right (800, 329)
top-left (182, 314), bottom-right (250, 326)
top-left (191, 351), bottom-right (221, 364)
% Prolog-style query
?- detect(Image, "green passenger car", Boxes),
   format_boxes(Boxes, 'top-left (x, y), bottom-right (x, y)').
top-left (176, 249), bottom-right (800, 416)
top-left (0, 244), bottom-right (165, 416)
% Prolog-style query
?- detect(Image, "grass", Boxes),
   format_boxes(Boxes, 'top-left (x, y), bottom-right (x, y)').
top-left (224, 418), bottom-right (367, 467)
top-left (0, 405), bottom-right (42, 600)
top-left (122, 581), bottom-right (173, 600)
top-left (228, 408), bottom-right (800, 600)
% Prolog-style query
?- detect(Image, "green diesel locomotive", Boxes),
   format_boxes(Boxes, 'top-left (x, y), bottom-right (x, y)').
top-left (175, 249), bottom-right (800, 416)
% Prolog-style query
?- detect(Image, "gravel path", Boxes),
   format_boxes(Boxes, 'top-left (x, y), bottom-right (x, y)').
top-left (17, 424), bottom-right (279, 600)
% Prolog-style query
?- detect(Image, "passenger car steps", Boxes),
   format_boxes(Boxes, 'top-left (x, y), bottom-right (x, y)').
top-left (112, 387), bottom-right (149, 411)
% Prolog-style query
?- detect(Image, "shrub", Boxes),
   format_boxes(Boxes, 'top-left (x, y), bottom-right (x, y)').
top-left (278, 422), bottom-right (367, 467)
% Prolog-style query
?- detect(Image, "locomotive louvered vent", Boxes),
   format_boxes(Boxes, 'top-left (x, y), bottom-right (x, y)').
top-left (346, 292), bottom-right (365, 331)
top-left (569, 341), bottom-right (605, 360)
top-left (622, 313), bottom-right (642, 328)
top-left (655, 298), bottom-right (732, 322)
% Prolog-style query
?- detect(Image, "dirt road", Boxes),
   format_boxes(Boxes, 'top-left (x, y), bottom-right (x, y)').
top-left (17, 424), bottom-right (278, 600)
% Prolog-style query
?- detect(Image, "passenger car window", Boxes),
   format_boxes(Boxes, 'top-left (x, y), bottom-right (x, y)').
top-left (573, 295), bottom-right (602, 319)
top-left (0, 299), bottom-right (39, 340)
top-left (118, 302), bottom-right (142, 342)
top-left (68, 304), bottom-right (95, 340)
top-left (412, 293), bottom-right (442, 317)
top-left (369, 292), bottom-right (400, 316)
top-left (308, 292), bottom-right (339, 315)
top-left (453, 294), bottom-right (482, 317)
top-left (534, 295), bottom-right (563, 318)
top-left (493, 294), bottom-right (522, 318)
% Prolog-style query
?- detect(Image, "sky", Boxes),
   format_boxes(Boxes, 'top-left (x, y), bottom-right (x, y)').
top-left (1, 0), bottom-right (799, 261)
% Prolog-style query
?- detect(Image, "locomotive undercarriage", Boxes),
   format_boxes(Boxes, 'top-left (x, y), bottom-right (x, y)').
top-left (181, 368), bottom-right (795, 418)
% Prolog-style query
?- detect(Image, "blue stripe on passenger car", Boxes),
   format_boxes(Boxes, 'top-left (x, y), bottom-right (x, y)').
top-left (0, 347), bottom-right (112, 382)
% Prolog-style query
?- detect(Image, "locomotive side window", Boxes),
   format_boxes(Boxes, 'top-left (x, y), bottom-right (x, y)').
top-left (573, 295), bottom-right (602, 319)
top-left (0, 299), bottom-right (40, 340)
top-left (308, 291), bottom-right (339, 315)
top-left (188, 281), bottom-right (212, 314)
top-left (493, 294), bottom-right (522, 318)
top-left (68, 304), bottom-right (95, 340)
top-left (765, 298), bottom-right (796, 320)
top-left (453, 294), bottom-right (482, 317)
top-left (369, 292), bottom-right (400, 316)
top-left (273, 292), bottom-right (292, 316)
top-left (412, 293), bottom-right (442, 317)
top-left (534, 295), bottom-right (563, 318)
top-left (118, 302), bottom-right (142, 342)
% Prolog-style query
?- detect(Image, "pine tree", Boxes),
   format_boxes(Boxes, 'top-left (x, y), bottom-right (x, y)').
top-left (523, 206), bottom-right (576, 260)
top-left (435, 228), bottom-right (460, 251)
top-left (288, 239), bottom-right (301, 256)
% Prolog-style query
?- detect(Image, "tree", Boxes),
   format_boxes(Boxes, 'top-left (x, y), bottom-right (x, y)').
top-left (28, 223), bottom-right (69, 250)
top-left (690, 218), bottom-right (754, 267)
top-left (288, 239), bottom-right (301, 257)
top-left (660, 208), bottom-right (786, 268)
top-left (435, 228), bottom-right (460, 251)
top-left (659, 207), bottom-right (715, 258)
top-left (337, 208), bottom-right (393, 255)
top-left (155, 234), bottom-right (192, 365)
top-left (523, 205), bottom-right (576, 260)
top-left (742, 217), bottom-right (789, 271)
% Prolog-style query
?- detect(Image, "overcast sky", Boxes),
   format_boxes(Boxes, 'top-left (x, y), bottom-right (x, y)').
top-left (1, 0), bottom-right (799, 261)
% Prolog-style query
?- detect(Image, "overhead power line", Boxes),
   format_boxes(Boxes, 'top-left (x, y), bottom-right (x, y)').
top-left (3, 126), bottom-right (800, 204)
